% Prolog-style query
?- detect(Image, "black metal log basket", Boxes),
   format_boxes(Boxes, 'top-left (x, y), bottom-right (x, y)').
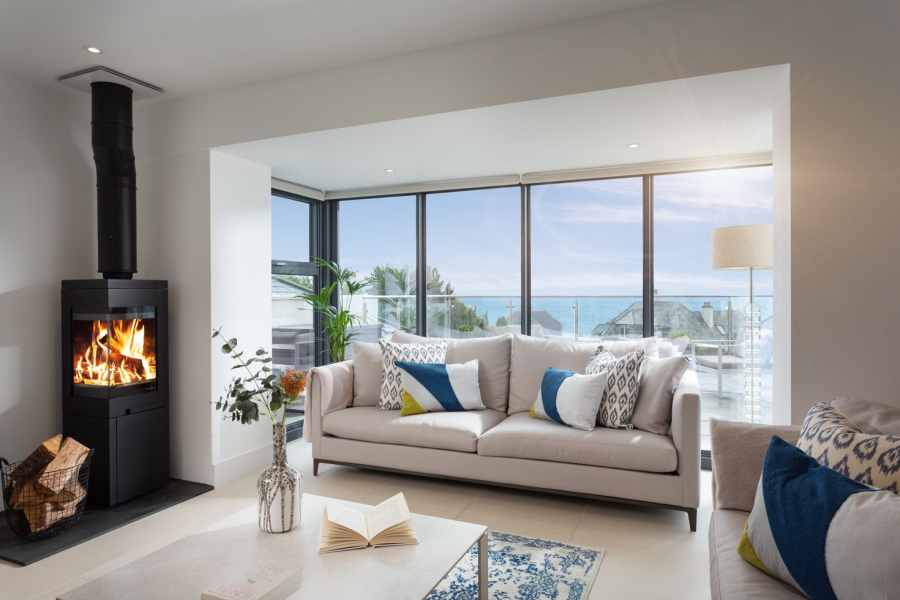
top-left (1, 450), bottom-right (93, 542)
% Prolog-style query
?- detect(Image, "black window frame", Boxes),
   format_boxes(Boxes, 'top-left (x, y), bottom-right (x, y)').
top-left (270, 189), bottom-right (326, 414)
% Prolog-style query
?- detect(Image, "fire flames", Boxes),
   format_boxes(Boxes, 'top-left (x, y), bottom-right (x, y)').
top-left (74, 319), bottom-right (157, 386)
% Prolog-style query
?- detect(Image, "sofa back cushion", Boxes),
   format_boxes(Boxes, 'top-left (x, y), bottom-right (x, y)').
top-left (831, 397), bottom-right (900, 435)
top-left (709, 418), bottom-right (801, 512)
top-left (391, 331), bottom-right (512, 411)
top-left (350, 341), bottom-right (382, 407)
top-left (601, 337), bottom-right (660, 359)
top-left (631, 356), bottom-right (691, 434)
top-left (507, 335), bottom-right (600, 415)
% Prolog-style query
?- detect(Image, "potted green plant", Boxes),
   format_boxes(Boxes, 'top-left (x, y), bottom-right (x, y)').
top-left (212, 328), bottom-right (306, 533)
top-left (299, 258), bottom-right (371, 363)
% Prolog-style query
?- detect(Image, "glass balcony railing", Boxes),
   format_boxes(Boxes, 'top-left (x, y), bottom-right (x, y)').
top-left (348, 293), bottom-right (772, 343)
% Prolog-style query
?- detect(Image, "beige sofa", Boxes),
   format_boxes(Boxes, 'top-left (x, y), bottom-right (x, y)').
top-left (305, 334), bottom-right (701, 530)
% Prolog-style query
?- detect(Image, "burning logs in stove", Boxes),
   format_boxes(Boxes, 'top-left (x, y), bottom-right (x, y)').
top-left (2, 435), bottom-right (91, 536)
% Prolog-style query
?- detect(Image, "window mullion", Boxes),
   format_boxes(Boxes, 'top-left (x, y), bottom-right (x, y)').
top-left (415, 193), bottom-right (427, 336)
top-left (521, 184), bottom-right (531, 336)
top-left (643, 175), bottom-right (654, 338)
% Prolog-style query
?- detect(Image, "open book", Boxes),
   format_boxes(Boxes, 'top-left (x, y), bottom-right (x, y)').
top-left (318, 493), bottom-right (418, 553)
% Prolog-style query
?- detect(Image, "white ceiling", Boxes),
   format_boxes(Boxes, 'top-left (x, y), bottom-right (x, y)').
top-left (218, 66), bottom-right (781, 194)
top-left (0, 0), bottom-right (667, 100)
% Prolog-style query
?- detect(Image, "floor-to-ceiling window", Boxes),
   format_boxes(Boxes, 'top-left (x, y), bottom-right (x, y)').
top-left (338, 195), bottom-right (417, 344)
top-left (530, 178), bottom-right (645, 341)
top-left (653, 166), bottom-right (774, 449)
top-left (271, 193), bottom-right (315, 373)
top-left (425, 187), bottom-right (521, 338)
top-left (328, 163), bottom-right (776, 453)
top-left (271, 191), bottom-right (318, 431)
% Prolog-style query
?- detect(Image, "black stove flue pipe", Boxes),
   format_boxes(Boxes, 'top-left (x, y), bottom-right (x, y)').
top-left (91, 82), bottom-right (136, 279)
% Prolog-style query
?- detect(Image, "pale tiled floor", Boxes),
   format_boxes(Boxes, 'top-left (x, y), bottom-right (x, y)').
top-left (0, 439), bottom-right (713, 599)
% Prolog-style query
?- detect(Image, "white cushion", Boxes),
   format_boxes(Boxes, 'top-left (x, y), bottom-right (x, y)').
top-left (323, 406), bottom-right (506, 453)
top-left (397, 359), bottom-right (485, 415)
top-left (530, 368), bottom-right (607, 431)
top-left (478, 412), bottom-right (677, 473)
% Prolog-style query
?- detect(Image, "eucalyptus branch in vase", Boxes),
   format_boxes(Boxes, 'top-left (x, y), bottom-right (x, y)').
top-left (211, 328), bottom-right (306, 424)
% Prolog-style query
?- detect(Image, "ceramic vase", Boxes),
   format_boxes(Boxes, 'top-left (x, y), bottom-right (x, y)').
top-left (257, 422), bottom-right (302, 532)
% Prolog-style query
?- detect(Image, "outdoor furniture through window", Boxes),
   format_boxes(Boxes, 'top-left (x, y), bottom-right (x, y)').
top-left (691, 341), bottom-right (744, 399)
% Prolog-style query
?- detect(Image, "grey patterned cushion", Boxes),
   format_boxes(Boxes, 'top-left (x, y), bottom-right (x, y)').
top-left (377, 339), bottom-right (447, 410)
top-left (585, 348), bottom-right (644, 429)
top-left (798, 402), bottom-right (900, 494)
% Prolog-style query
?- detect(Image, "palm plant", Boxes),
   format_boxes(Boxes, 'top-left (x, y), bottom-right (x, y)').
top-left (368, 264), bottom-right (416, 333)
top-left (299, 258), bottom-right (371, 363)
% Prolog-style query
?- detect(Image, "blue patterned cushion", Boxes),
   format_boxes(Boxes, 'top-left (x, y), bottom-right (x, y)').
top-left (738, 436), bottom-right (900, 599)
top-left (396, 359), bottom-right (484, 416)
top-left (530, 368), bottom-right (607, 431)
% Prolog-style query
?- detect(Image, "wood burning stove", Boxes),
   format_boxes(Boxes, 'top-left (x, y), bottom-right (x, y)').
top-left (61, 81), bottom-right (170, 506)
top-left (62, 280), bottom-right (169, 506)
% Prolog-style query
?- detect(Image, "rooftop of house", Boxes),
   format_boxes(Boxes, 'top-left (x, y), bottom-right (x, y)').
top-left (594, 300), bottom-right (744, 341)
top-left (510, 309), bottom-right (564, 334)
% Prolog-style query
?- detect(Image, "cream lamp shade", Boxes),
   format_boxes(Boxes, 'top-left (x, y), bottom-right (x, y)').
top-left (711, 224), bottom-right (773, 270)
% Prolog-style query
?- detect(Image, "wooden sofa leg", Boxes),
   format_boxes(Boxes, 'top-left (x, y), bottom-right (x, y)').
top-left (313, 459), bottom-right (320, 476)
top-left (686, 508), bottom-right (697, 532)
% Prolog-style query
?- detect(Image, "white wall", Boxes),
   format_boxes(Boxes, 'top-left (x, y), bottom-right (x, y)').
top-left (136, 150), bottom-right (214, 484)
top-left (135, 0), bottom-right (900, 425)
top-left (136, 151), bottom-right (273, 488)
top-left (0, 71), bottom-right (94, 462)
top-left (209, 151), bottom-right (273, 486)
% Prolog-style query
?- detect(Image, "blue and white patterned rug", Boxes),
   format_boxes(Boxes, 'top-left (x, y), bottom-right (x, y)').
top-left (428, 531), bottom-right (603, 600)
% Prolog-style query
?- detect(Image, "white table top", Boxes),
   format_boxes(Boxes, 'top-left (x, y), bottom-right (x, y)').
top-left (59, 494), bottom-right (486, 600)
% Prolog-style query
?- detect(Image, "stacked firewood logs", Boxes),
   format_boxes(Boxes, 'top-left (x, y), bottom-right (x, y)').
top-left (2, 435), bottom-right (91, 533)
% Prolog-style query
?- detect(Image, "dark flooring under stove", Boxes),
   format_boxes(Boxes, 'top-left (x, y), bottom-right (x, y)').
top-left (0, 479), bottom-right (213, 566)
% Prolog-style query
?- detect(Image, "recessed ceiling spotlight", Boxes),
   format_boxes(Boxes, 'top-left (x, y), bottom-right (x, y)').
top-left (384, 168), bottom-right (395, 173)
top-left (627, 143), bottom-right (640, 148)
top-left (83, 45), bottom-right (104, 54)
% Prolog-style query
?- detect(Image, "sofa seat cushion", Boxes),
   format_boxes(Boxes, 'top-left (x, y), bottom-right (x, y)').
top-left (322, 407), bottom-right (507, 453)
top-left (709, 510), bottom-right (805, 599)
top-left (477, 412), bottom-right (677, 473)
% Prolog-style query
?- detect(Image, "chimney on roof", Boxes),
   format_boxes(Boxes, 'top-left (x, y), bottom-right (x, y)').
top-left (701, 302), bottom-right (715, 328)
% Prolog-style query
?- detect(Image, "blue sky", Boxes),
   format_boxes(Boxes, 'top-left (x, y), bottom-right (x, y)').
top-left (273, 166), bottom-right (774, 300)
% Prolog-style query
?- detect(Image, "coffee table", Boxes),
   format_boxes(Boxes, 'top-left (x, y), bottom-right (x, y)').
top-left (59, 494), bottom-right (489, 599)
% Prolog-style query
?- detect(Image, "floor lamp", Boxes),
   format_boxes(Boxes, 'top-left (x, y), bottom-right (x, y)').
top-left (711, 224), bottom-right (773, 424)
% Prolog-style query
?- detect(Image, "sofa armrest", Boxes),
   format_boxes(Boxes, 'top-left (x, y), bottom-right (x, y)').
top-left (709, 418), bottom-right (801, 512)
top-left (671, 369), bottom-right (701, 509)
top-left (304, 361), bottom-right (354, 454)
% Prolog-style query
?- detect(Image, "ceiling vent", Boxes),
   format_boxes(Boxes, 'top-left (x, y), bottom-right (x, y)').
top-left (57, 66), bottom-right (164, 101)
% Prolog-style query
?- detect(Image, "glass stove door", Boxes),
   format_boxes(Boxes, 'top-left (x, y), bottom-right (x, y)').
top-left (71, 306), bottom-right (158, 392)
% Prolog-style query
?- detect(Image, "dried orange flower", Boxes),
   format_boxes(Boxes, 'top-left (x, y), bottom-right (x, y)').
top-left (279, 369), bottom-right (307, 398)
